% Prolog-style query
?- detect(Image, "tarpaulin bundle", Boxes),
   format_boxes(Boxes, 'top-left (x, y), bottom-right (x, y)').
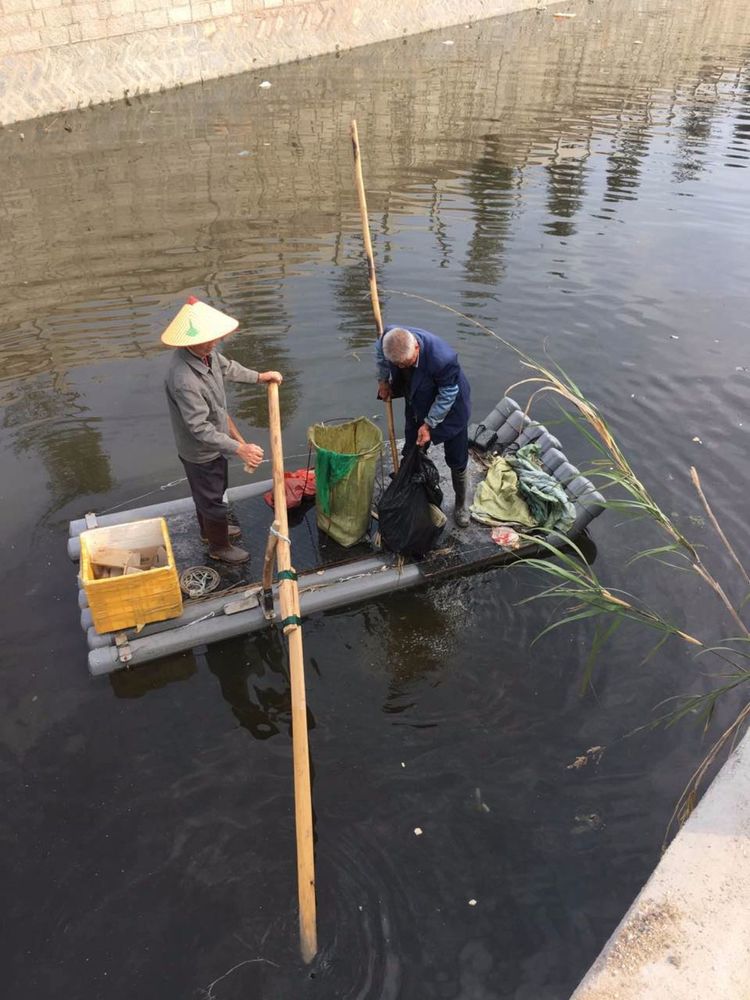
top-left (378, 446), bottom-right (444, 557)
top-left (470, 443), bottom-right (575, 532)
top-left (308, 417), bottom-right (383, 547)
top-left (263, 469), bottom-right (317, 510)
top-left (507, 443), bottom-right (575, 531)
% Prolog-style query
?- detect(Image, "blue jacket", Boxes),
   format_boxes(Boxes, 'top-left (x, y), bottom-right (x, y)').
top-left (377, 325), bottom-right (471, 444)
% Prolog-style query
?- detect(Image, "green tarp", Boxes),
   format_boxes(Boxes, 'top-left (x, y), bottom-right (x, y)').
top-left (470, 443), bottom-right (575, 533)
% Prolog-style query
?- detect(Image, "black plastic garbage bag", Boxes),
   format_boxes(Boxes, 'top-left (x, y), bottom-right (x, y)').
top-left (378, 447), bottom-right (444, 557)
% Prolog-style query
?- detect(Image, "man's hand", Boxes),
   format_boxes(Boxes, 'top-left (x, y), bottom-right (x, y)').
top-left (377, 380), bottom-right (393, 401)
top-left (237, 442), bottom-right (264, 469)
top-left (416, 424), bottom-right (431, 447)
top-left (259, 371), bottom-right (283, 385)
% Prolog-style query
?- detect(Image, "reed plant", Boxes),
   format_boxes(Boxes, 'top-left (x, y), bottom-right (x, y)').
top-left (506, 359), bottom-right (750, 836)
top-left (391, 289), bottom-right (750, 833)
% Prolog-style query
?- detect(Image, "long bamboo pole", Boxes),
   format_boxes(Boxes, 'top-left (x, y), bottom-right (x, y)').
top-left (266, 382), bottom-right (317, 964)
top-left (350, 118), bottom-right (400, 473)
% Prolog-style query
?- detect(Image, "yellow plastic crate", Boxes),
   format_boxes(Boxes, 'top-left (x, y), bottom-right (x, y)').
top-left (79, 517), bottom-right (183, 634)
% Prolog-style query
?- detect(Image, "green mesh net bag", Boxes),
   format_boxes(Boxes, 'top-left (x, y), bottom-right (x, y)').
top-left (308, 417), bottom-right (383, 547)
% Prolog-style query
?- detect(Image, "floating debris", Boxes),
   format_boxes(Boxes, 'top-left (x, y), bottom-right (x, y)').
top-left (553, 11), bottom-right (577, 18)
top-left (468, 898), bottom-right (478, 906)
top-left (567, 745), bottom-right (605, 770)
top-left (442, 39), bottom-right (455, 45)
top-left (490, 526), bottom-right (520, 549)
top-left (259, 81), bottom-right (272, 89)
top-left (237, 150), bottom-right (251, 157)
top-left (692, 436), bottom-right (702, 444)
top-left (473, 787), bottom-right (491, 812)
top-left (572, 812), bottom-right (605, 834)
top-left (414, 827), bottom-right (423, 836)
top-left (670, 334), bottom-right (680, 340)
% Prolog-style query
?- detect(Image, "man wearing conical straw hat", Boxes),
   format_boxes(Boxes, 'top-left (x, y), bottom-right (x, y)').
top-left (162, 296), bottom-right (282, 564)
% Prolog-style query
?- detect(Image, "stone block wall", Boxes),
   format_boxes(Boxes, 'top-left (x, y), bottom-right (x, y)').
top-left (0, 0), bottom-right (554, 124)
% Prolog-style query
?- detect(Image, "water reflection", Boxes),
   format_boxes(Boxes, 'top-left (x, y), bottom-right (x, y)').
top-left (4, 379), bottom-right (112, 505)
top-left (207, 633), bottom-right (301, 741)
top-left (728, 71), bottom-right (750, 165)
top-left (463, 152), bottom-right (516, 292)
top-left (109, 631), bottom-right (316, 744)
top-left (2, 0), bottom-right (749, 366)
top-left (545, 156), bottom-right (588, 239)
top-left (370, 584), bottom-right (471, 721)
top-left (109, 652), bottom-right (197, 698)
top-left (604, 123), bottom-right (651, 204)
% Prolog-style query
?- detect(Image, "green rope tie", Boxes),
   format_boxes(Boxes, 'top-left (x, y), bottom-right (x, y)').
top-left (277, 569), bottom-right (298, 582)
top-left (280, 615), bottom-right (302, 629)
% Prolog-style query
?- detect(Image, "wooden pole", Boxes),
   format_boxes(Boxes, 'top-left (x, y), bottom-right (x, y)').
top-left (261, 520), bottom-right (280, 595)
top-left (266, 382), bottom-right (317, 964)
top-left (350, 118), bottom-right (400, 473)
top-left (261, 519), bottom-right (280, 619)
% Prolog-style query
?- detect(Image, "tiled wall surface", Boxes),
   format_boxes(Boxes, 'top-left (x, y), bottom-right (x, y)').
top-left (0, 0), bottom-right (544, 123)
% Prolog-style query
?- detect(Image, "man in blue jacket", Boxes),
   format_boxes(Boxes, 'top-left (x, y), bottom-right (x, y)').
top-left (376, 325), bottom-right (472, 527)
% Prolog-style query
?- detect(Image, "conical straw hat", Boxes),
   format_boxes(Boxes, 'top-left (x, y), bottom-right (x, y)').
top-left (160, 296), bottom-right (239, 347)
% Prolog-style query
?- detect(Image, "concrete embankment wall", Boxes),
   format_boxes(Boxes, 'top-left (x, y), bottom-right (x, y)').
top-left (0, 0), bottom-right (557, 125)
top-left (571, 729), bottom-right (750, 1000)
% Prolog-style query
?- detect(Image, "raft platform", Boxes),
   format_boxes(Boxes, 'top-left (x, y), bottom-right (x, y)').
top-left (68, 397), bottom-right (604, 675)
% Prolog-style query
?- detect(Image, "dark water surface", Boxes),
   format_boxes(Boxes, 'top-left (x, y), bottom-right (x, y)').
top-left (1, 0), bottom-right (749, 996)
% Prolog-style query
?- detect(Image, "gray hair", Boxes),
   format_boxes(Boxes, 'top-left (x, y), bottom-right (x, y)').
top-left (382, 327), bottom-right (417, 364)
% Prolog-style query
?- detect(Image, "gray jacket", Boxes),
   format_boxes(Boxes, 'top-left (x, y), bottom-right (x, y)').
top-left (165, 348), bottom-right (259, 464)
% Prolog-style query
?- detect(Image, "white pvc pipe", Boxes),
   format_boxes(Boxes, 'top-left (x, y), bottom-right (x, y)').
top-left (85, 556), bottom-right (393, 649)
top-left (88, 563), bottom-right (422, 675)
top-left (67, 478), bottom-right (274, 560)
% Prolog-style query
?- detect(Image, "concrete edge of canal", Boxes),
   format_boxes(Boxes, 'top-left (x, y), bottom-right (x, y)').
top-left (1, 0), bottom-right (565, 126)
top-left (571, 728), bottom-right (750, 1000)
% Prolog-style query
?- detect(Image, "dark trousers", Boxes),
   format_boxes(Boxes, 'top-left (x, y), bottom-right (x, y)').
top-left (180, 455), bottom-right (228, 521)
top-left (403, 414), bottom-right (469, 471)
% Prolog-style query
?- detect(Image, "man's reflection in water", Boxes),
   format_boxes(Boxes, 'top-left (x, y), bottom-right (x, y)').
top-left (109, 629), bottom-right (316, 740)
top-left (375, 532), bottom-right (598, 717)
top-left (208, 631), bottom-right (316, 740)
top-left (109, 654), bottom-right (197, 698)
top-left (372, 586), bottom-right (462, 721)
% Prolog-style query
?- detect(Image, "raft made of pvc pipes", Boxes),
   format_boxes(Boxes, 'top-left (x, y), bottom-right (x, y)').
top-left (70, 397), bottom-right (606, 677)
top-left (87, 559), bottom-right (420, 676)
top-left (83, 556), bottom-right (390, 649)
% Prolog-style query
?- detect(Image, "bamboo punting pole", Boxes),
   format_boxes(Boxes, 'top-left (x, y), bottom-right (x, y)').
top-left (350, 118), bottom-right (400, 473)
top-left (261, 519), bottom-right (280, 619)
top-left (266, 382), bottom-right (317, 964)
top-left (262, 519), bottom-right (279, 594)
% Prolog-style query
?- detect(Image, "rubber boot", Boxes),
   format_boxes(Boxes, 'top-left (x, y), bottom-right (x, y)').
top-left (204, 517), bottom-right (250, 564)
top-left (197, 510), bottom-right (240, 543)
top-left (451, 467), bottom-right (470, 528)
